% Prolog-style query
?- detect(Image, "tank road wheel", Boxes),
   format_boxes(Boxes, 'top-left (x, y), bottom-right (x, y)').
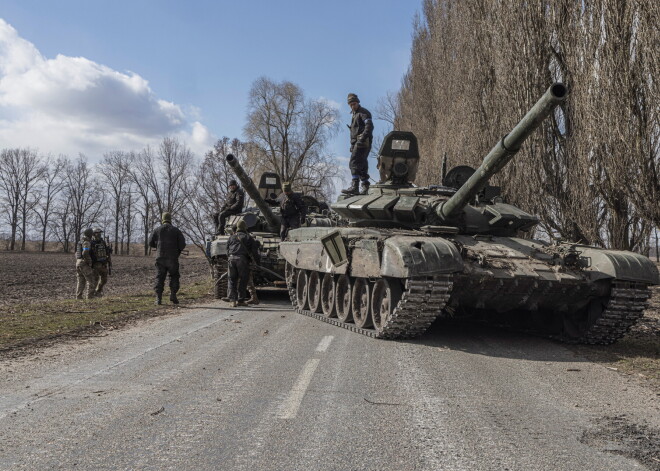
top-left (335, 275), bottom-right (353, 323)
top-left (321, 273), bottom-right (337, 318)
top-left (352, 278), bottom-right (372, 328)
top-left (562, 297), bottom-right (608, 343)
top-left (296, 269), bottom-right (310, 310)
top-left (371, 278), bottom-right (402, 333)
top-left (307, 271), bottom-right (323, 313)
top-left (213, 258), bottom-right (228, 299)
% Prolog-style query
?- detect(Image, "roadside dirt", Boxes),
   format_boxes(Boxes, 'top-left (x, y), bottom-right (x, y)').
top-left (0, 251), bottom-right (210, 306)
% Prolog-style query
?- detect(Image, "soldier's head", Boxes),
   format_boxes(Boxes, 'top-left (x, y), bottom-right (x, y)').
top-left (229, 179), bottom-right (238, 191)
top-left (83, 228), bottom-right (94, 239)
top-left (282, 182), bottom-right (292, 195)
top-left (347, 93), bottom-right (360, 111)
top-left (162, 212), bottom-right (172, 224)
top-left (236, 220), bottom-right (248, 233)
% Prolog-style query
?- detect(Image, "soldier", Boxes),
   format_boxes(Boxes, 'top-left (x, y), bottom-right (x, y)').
top-left (342, 93), bottom-right (374, 196)
top-left (226, 220), bottom-right (259, 307)
top-left (213, 179), bottom-right (245, 235)
top-left (91, 228), bottom-right (112, 297)
top-left (75, 228), bottom-right (97, 300)
top-left (278, 182), bottom-right (307, 241)
top-left (148, 212), bottom-right (186, 305)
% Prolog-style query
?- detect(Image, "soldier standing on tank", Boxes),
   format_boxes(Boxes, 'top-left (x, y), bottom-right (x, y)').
top-left (148, 212), bottom-right (186, 305)
top-left (213, 179), bottom-right (245, 235)
top-left (91, 228), bottom-right (112, 297)
top-left (75, 228), bottom-right (97, 300)
top-left (278, 182), bottom-right (307, 241)
top-left (226, 220), bottom-right (259, 307)
top-left (342, 93), bottom-right (374, 196)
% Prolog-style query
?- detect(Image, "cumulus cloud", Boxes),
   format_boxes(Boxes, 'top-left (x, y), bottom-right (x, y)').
top-left (0, 18), bottom-right (215, 158)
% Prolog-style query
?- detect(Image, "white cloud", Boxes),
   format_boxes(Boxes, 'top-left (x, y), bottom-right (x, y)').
top-left (0, 18), bottom-right (215, 158)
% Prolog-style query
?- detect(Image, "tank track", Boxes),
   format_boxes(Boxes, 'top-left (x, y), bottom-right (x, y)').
top-left (287, 271), bottom-right (453, 339)
top-left (568, 281), bottom-right (651, 345)
top-left (213, 258), bottom-right (228, 299)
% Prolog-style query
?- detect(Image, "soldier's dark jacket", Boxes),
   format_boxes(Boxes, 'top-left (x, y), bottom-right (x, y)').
top-left (278, 192), bottom-right (307, 220)
top-left (222, 187), bottom-right (245, 212)
top-left (149, 223), bottom-right (186, 259)
top-left (350, 105), bottom-right (374, 148)
top-left (226, 231), bottom-right (259, 261)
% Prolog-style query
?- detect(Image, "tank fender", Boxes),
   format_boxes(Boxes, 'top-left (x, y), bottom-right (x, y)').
top-left (279, 241), bottom-right (348, 275)
top-left (381, 236), bottom-right (463, 278)
top-left (579, 248), bottom-right (660, 284)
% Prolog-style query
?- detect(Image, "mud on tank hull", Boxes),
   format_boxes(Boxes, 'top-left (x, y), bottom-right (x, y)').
top-left (280, 227), bottom-right (659, 344)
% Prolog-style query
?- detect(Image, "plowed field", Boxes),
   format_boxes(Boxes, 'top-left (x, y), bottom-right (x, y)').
top-left (0, 251), bottom-right (210, 306)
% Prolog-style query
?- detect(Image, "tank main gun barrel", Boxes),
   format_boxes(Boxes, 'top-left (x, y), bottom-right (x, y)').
top-left (226, 154), bottom-right (280, 230)
top-left (437, 83), bottom-right (568, 221)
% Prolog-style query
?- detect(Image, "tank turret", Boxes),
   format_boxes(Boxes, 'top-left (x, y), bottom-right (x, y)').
top-left (226, 153), bottom-right (280, 231)
top-left (280, 82), bottom-right (659, 344)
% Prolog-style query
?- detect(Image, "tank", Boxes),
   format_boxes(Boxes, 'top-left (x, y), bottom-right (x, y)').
top-left (209, 154), bottom-right (334, 298)
top-left (279, 83), bottom-right (659, 343)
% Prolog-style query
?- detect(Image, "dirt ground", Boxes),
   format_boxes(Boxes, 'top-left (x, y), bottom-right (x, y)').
top-left (0, 251), bottom-right (211, 306)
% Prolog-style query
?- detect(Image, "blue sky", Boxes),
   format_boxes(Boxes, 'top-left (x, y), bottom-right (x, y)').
top-left (0, 0), bottom-right (420, 184)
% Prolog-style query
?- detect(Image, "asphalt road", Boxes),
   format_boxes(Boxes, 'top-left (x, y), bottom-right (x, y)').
top-left (1, 293), bottom-right (658, 471)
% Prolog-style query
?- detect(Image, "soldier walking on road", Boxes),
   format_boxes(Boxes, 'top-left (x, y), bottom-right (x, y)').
top-left (91, 228), bottom-right (112, 297)
top-left (149, 212), bottom-right (186, 305)
top-left (75, 228), bottom-right (97, 300)
top-left (342, 93), bottom-right (374, 196)
top-left (213, 179), bottom-right (245, 235)
top-left (277, 182), bottom-right (307, 241)
top-left (226, 220), bottom-right (259, 307)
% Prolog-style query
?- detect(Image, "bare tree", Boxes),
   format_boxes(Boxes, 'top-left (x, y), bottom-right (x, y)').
top-left (33, 156), bottom-right (67, 251)
top-left (245, 77), bottom-right (340, 199)
top-left (98, 151), bottom-right (132, 254)
top-left (63, 155), bottom-right (104, 250)
top-left (0, 148), bottom-right (45, 250)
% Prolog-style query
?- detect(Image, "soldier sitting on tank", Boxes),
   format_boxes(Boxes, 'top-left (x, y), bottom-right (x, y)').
top-left (213, 179), bottom-right (245, 235)
top-left (226, 220), bottom-right (259, 307)
top-left (272, 182), bottom-right (307, 240)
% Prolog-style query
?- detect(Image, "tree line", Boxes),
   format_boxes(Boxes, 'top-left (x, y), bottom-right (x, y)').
top-left (0, 78), bottom-right (341, 256)
top-left (386, 0), bottom-right (658, 253)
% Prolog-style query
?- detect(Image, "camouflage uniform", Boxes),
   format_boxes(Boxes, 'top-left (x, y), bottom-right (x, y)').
top-left (91, 229), bottom-right (112, 297)
top-left (277, 183), bottom-right (307, 241)
top-left (75, 229), bottom-right (97, 300)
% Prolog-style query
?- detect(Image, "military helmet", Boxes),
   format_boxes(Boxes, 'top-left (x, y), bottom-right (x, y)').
top-left (236, 220), bottom-right (248, 232)
top-left (162, 212), bottom-right (172, 223)
top-left (282, 182), bottom-right (292, 192)
top-left (347, 93), bottom-right (360, 104)
top-left (229, 179), bottom-right (238, 187)
top-left (83, 228), bottom-right (94, 238)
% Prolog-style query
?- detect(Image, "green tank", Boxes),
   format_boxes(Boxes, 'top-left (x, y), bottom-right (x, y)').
top-left (279, 83), bottom-right (659, 343)
top-left (208, 154), bottom-right (334, 298)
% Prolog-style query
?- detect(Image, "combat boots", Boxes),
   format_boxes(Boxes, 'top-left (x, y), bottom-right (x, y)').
top-left (341, 179), bottom-right (359, 195)
top-left (246, 286), bottom-right (260, 305)
top-left (359, 181), bottom-right (370, 195)
top-left (155, 296), bottom-right (162, 305)
top-left (170, 293), bottom-right (179, 305)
